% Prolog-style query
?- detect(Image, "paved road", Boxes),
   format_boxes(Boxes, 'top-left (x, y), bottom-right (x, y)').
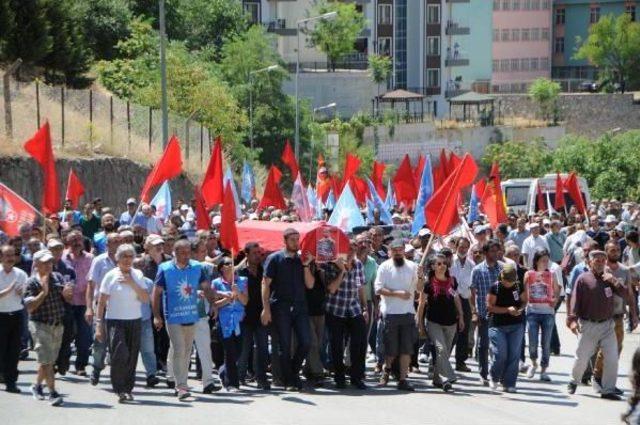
top-left (1, 310), bottom-right (638, 425)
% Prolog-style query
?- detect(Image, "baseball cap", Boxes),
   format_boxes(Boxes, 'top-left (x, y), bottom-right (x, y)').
top-left (389, 238), bottom-right (404, 249)
top-left (604, 214), bottom-right (617, 224)
top-left (46, 239), bottom-right (64, 249)
top-left (146, 234), bottom-right (165, 246)
top-left (180, 204), bottom-right (189, 211)
top-left (212, 215), bottom-right (221, 225)
top-left (418, 228), bottom-right (431, 238)
top-left (33, 249), bottom-right (54, 263)
top-left (126, 198), bottom-right (136, 205)
top-left (283, 227), bottom-right (299, 238)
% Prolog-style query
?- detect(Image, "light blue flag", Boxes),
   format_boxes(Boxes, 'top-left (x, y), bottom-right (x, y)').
top-left (223, 167), bottom-right (243, 218)
top-left (366, 199), bottom-right (375, 224)
top-left (241, 161), bottom-right (255, 204)
top-left (384, 180), bottom-right (395, 211)
top-left (467, 185), bottom-right (480, 223)
top-left (307, 186), bottom-right (321, 219)
top-left (327, 185), bottom-right (365, 233)
top-left (150, 181), bottom-right (172, 221)
top-left (366, 177), bottom-right (393, 225)
top-left (324, 190), bottom-right (336, 210)
top-left (411, 155), bottom-right (434, 236)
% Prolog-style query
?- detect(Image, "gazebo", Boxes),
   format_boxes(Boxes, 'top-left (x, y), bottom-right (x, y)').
top-left (373, 89), bottom-right (425, 121)
top-left (448, 91), bottom-right (495, 125)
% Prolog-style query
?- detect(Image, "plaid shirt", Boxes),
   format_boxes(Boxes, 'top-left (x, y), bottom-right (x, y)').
top-left (470, 261), bottom-right (503, 320)
top-left (325, 259), bottom-right (364, 318)
top-left (24, 272), bottom-right (68, 325)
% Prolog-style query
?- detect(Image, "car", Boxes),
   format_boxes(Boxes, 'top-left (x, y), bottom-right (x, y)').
top-left (501, 174), bottom-right (590, 216)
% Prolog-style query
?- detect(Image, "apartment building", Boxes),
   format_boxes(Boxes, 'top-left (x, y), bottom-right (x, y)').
top-left (552, 0), bottom-right (637, 80)
top-left (492, 0), bottom-right (553, 93)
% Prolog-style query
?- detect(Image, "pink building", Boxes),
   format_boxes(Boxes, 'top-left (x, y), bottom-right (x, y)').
top-left (492, 0), bottom-right (553, 93)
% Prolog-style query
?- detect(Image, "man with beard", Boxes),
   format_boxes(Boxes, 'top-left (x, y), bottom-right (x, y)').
top-left (93, 214), bottom-right (117, 255)
top-left (375, 239), bottom-right (424, 391)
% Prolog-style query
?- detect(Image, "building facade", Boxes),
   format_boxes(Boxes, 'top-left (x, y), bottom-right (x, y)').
top-left (492, 0), bottom-right (553, 93)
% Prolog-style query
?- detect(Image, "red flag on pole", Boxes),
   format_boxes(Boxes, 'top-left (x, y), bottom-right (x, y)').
top-left (194, 186), bottom-right (211, 231)
top-left (425, 154), bottom-right (478, 236)
top-left (432, 165), bottom-right (445, 193)
top-left (371, 160), bottom-right (386, 199)
top-left (413, 154), bottom-right (426, 188)
top-left (258, 166), bottom-right (287, 211)
top-left (343, 153), bottom-right (361, 186)
top-left (0, 183), bottom-right (39, 237)
top-left (481, 162), bottom-right (508, 227)
top-left (554, 173), bottom-right (566, 210)
top-left (564, 172), bottom-right (586, 215)
top-left (140, 135), bottom-right (183, 203)
top-left (201, 137), bottom-right (224, 208)
top-left (23, 122), bottom-right (60, 214)
top-left (350, 176), bottom-right (369, 206)
top-left (281, 140), bottom-right (300, 180)
top-left (439, 149), bottom-right (450, 177)
top-left (393, 154), bottom-right (417, 207)
top-left (65, 168), bottom-right (85, 209)
top-left (220, 181), bottom-right (240, 253)
top-left (536, 182), bottom-right (546, 213)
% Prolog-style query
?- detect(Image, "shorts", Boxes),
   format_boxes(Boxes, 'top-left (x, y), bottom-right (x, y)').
top-left (29, 321), bottom-right (64, 365)
top-left (382, 313), bottom-right (417, 357)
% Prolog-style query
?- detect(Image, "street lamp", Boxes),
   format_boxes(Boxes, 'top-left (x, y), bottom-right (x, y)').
top-left (295, 11), bottom-right (338, 161)
top-left (249, 65), bottom-right (279, 150)
top-left (159, 0), bottom-right (169, 149)
top-left (313, 102), bottom-right (337, 120)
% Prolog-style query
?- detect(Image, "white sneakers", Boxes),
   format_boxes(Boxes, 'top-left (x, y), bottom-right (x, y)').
top-left (526, 364), bottom-right (538, 379)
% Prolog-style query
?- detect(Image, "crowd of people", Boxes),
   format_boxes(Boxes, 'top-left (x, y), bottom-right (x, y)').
top-left (2, 195), bottom-right (640, 422)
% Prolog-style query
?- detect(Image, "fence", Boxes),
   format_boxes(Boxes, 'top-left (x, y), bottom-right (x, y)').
top-left (0, 72), bottom-right (215, 178)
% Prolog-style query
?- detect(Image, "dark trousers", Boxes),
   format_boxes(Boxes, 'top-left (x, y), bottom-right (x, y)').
top-left (0, 311), bottom-right (23, 386)
top-left (107, 319), bottom-right (141, 393)
top-left (153, 322), bottom-right (170, 371)
top-left (238, 322), bottom-right (269, 383)
top-left (57, 306), bottom-right (92, 372)
top-left (56, 308), bottom-right (75, 373)
top-left (477, 318), bottom-right (490, 379)
top-left (454, 298), bottom-right (472, 366)
top-left (219, 331), bottom-right (242, 388)
top-left (272, 306), bottom-right (311, 387)
top-left (550, 296), bottom-right (564, 353)
top-left (326, 313), bottom-right (367, 383)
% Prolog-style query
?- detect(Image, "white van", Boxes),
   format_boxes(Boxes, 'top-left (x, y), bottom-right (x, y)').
top-left (501, 173), bottom-right (590, 215)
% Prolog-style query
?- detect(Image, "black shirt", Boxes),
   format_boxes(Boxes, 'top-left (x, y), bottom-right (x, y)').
top-left (489, 281), bottom-right (525, 327)
top-left (424, 277), bottom-right (459, 326)
top-left (372, 245), bottom-right (389, 265)
top-left (306, 262), bottom-right (335, 316)
top-left (238, 265), bottom-right (264, 327)
top-left (264, 250), bottom-right (307, 312)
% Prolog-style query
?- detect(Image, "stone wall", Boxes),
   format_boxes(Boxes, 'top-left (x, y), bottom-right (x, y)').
top-left (496, 93), bottom-right (640, 138)
top-left (0, 156), bottom-right (195, 213)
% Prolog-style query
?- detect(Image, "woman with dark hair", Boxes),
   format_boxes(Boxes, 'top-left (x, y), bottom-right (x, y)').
top-left (623, 347), bottom-right (640, 424)
top-left (417, 254), bottom-right (464, 392)
top-left (524, 249), bottom-right (561, 382)
top-left (212, 257), bottom-right (248, 392)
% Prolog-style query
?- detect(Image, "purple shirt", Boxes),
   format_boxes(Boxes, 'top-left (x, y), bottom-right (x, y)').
top-left (63, 250), bottom-right (94, 306)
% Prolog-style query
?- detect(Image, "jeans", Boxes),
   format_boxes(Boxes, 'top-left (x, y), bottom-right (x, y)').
top-left (375, 317), bottom-right (385, 364)
top-left (550, 296), bottom-right (564, 353)
top-left (527, 313), bottom-right (555, 368)
top-left (107, 319), bottom-right (141, 394)
top-left (140, 319), bottom-right (157, 377)
top-left (238, 322), bottom-right (269, 383)
top-left (166, 323), bottom-right (196, 391)
top-left (326, 313), bottom-right (367, 383)
top-left (454, 298), bottom-right (471, 366)
top-left (272, 305), bottom-right (311, 387)
top-left (367, 301), bottom-right (378, 355)
top-left (72, 305), bottom-right (92, 370)
top-left (477, 318), bottom-right (490, 379)
top-left (489, 323), bottom-right (525, 388)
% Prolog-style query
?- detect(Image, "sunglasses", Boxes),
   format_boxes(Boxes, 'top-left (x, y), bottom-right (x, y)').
top-left (435, 262), bottom-right (446, 266)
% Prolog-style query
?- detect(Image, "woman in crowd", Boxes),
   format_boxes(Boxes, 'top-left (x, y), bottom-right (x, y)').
top-left (95, 244), bottom-right (150, 403)
top-left (487, 263), bottom-right (528, 393)
top-left (417, 253), bottom-right (464, 392)
top-left (623, 347), bottom-right (640, 424)
top-left (212, 257), bottom-right (248, 392)
top-left (524, 249), bottom-right (561, 381)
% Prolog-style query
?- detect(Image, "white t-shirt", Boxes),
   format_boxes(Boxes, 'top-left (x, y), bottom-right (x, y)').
top-left (451, 256), bottom-right (475, 299)
top-left (374, 259), bottom-right (418, 315)
top-left (522, 235), bottom-right (550, 269)
top-left (0, 267), bottom-right (28, 312)
top-left (99, 268), bottom-right (146, 320)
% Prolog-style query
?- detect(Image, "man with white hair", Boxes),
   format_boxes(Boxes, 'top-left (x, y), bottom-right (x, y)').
top-left (521, 223), bottom-right (549, 269)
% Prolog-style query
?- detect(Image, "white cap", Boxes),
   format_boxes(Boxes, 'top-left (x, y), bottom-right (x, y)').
top-left (126, 198), bottom-right (136, 205)
top-left (180, 204), bottom-right (189, 211)
top-left (418, 228), bottom-right (431, 237)
top-left (46, 239), bottom-right (64, 249)
top-left (604, 214), bottom-right (617, 224)
top-left (33, 249), bottom-right (54, 263)
top-left (404, 244), bottom-right (415, 254)
top-left (212, 215), bottom-right (221, 225)
top-left (146, 235), bottom-right (165, 246)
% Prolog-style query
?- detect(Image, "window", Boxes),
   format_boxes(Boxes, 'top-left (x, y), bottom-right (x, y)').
top-left (511, 58), bottom-right (520, 71)
top-left (530, 58), bottom-right (539, 70)
top-left (627, 5), bottom-right (636, 22)
top-left (511, 28), bottom-right (520, 42)
top-left (378, 37), bottom-right (392, 56)
top-left (427, 69), bottom-right (440, 88)
top-left (531, 28), bottom-right (540, 41)
top-left (520, 58), bottom-right (530, 71)
top-left (554, 37), bottom-right (564, 53)
top-left (492, 60), bottom-right (499, 72)
top-left (243, 2), bottom-right (260, 24)
top-left (541, 28), bottom-right (550, 40)
top-left (523, 0), bottom-right (531, 10)
top-left (540, 57), bottom-right (550, 69)
top-left (590, 7), bottom-right (600, 23)
top-left (427, 36), bottom-right (440, 56)
top-left (501, 29), bottom-right (510, 41)
top-left (378, 4), bottom-right (392, 25)
top-left (555, 8), bottom-right (565, 25)
top-left (493, 29), bottom-right (500, 42)
top-left (493, 0), bottom-right (500, 11)
top-left (542, 0), bottom-right (550, 9)
top-left (512, 0), bottom-right (520, 11)
top-left (502, 0), bottom-right (510, 11)
top-left (521, 28), bottom-right (530, 41)
top-left (500, 59), bottom-right (510, 72)
top-left (427, 4), bottom-right (440, 24)
top-left (531, 0), bottom-right (540, 10)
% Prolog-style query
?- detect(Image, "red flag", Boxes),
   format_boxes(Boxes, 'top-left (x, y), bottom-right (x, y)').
top-left (258, 166), bottom-right (286, 211)
top-left (65, 168), bottom-right (85, 209)
top-left (474, 180), bottom-right (487, 207)
top-left (413, 154), bottom-right (426, 188)
top-left (439, 149), bottom-right (450, 177)
top-left (432, 165), bottom-right (445, 192)
top-left (317, 153), bottom-right (326, 168)
top-left (481, 162), bottom-right (508, 227)
top-left (281, 140), bottom-right (299, 180)
top-left (200, 137), bottom-right (224, 208)
top-left (536, 182), bottom-right (546, 212)
top-left (140, 135), bottom-right (183, 203)
top-left (425, 154), bottom-right (478, 236)
top-left (564, 172), bottom-right (586, 215)
top-left (448, 152), bottom-right (462, 172)
top-left (393, 155), bottom-right (417, 207)
top-left (0, 183), bottom-right (39, 237)
top-left (350, 176), bottom-right (369, 206)
top-left (194, 186), bottom-right (211, 231)
top-left (23, 122), bottom-right (60, 214)
top-left (554, 173), bottom-right (566, 210)
top-left (300, 224), bottom-right (351, 258)
top-left (343, 153), bottom-right (361, 186)
top-left (371, 160), bottom-right (386, 199)
top-left (220, 181), bottom-right (240, 253)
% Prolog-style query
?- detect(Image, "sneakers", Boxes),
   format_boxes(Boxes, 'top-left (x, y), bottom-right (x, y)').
top-left (442, 382), bottom-right (453, 393)
top-left (479, 377), bottom-right (490, 387)
top-left (177, 389), bottom-right (191, 400)
top-left (6, 384), bottom-right (21, 394)
top-left (601, 392), bottom-right (622, 401)
top-left (455, 363), bottom-right (471, 372)
top-left (49, 391), bottom-right (63, 407)
top-left (146, 375), bottom-right (160, 388)
top-left (117, 393), bottom-right (127, 403)
top-left (378, 369), bottom-right (390, 387)
top-left (90, 372), bottom-right (100, 386)
top-left (489, 378), bottom-right (499, 391)
top-left (526, 365), bottom-right (537, 379)
top-left (418, 353), bottom-right (429, 364)
top-left (518, 362), bottom-right (528, 374)
top-left (31, 384), bottom-right (45, 400)
top-left (203, 383), bottom-right (220, 394)
top-left (567, 382), bottom-right (577, 394)
top-left (397, 380), bottom-right (415, 392)
top-left (504, 387), bottom-right (517, 394)
top-left (126, 393), bottom-right (134, 401)
top-left (540, 372), bottom-right (551, 382)
top-left (256, 380), bottom-right (271, 391)
top-left (351, 380), bottom-right (367, 390)
top-left (166, 380), bottom-right (176, 389)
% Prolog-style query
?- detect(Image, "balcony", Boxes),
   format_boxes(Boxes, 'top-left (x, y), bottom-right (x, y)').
top-left (446, 0), bottom-right (470, 3)
top-left (445, 57), bottom-right (470, 67)
top-left (266, 19), bottom-right (297, 36)
top-left (445, 22), bottom-right (470, 36)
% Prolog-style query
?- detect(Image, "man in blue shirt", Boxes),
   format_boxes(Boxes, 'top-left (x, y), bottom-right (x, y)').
top-left (119, 198), bottom-right (138, 226)
top-left (261, 228), bottom-right (315, 391)
top-left (152, 239), bottom-right (214, 401)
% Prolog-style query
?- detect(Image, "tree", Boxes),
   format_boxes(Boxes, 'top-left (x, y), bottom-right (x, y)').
top-left (482, 139), bottom-right (554, 179)
top-left (1, 0), bottom-right (52, 65)
top-left (368, 54), bottom-right (391, 96)
top-left (528, 78), bottom-right (560, 124)
top-left (574, 13), bottom-right (640, 88)
top-left (307, 1), bottom-right (366, 71)
top-left (79, 0), bottom-right (133, 60)
top-left (0, 0), bottom-right (16, 55)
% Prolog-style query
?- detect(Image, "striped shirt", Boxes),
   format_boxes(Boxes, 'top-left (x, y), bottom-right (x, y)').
top-left (325, 259), bottom-right (364, 318)
top-left (471, 260), bottom-right (503, 319)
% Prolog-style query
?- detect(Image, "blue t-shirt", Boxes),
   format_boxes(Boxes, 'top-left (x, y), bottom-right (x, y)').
top-left (212, 276), bottom-right (247, 338)
top-left (93, 231), bottom-right (107, 255)
top-left (264, 250), bottom-right (307, 311)
top-left (155, 260), bottom-right (206, 325)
